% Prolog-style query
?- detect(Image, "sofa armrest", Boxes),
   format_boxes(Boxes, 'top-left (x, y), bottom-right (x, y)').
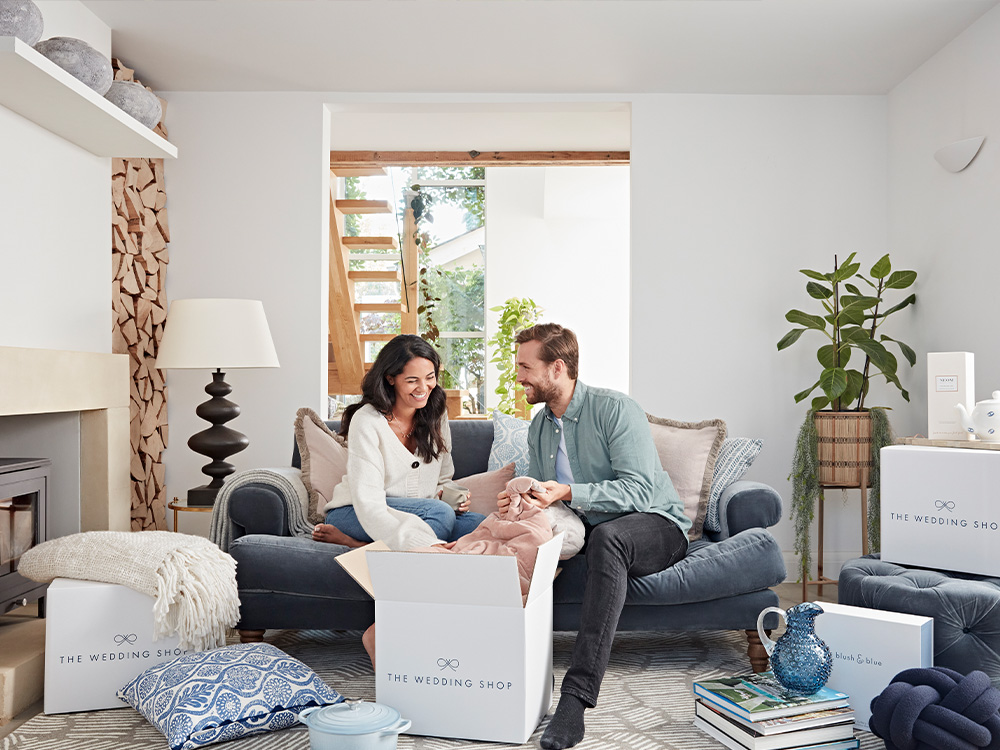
top-left (711, 480), bottom-right (782, 540)
top-left (228, 482), bottom-right (294, 541)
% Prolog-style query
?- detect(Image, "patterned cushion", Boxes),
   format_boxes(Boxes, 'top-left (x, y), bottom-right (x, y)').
top-left (488, 411), bottom-right (531, 477)
top-left (117, 643), bottom-right (341, 750)
top-left (704, 438), bottom-right (763, 532)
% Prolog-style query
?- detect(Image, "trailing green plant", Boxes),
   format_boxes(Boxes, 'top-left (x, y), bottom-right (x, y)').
top-left (487, 297), bottom-right (543, 416)
top-left (790, 407), bottom-right (895, 582)
top-left (777, 253), bottom-right (917, 411)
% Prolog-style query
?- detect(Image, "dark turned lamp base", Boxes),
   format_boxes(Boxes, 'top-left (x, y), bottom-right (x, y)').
top-left (187, 485), bottom-right (222, 507)
top-left (186, 369), bottom-right (249, 507)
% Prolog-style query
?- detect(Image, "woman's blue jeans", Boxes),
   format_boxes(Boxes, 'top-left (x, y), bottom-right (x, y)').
top-left (324, 498), bottom-right (485, 543)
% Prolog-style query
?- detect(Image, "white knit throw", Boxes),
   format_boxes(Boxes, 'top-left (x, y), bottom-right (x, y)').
top-left (209, 467), bottom-right (312, 553)
top-left (18, 531), bottom-right (238, 652)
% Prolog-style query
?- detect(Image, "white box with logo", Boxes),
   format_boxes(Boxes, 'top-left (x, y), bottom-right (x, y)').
top-left (337, 534), bottom-right (562, 743)
top-left (43, 578), bottom-right (190, 714)
top-left (881, 444), bottom-right (1000, 577)
top-left (927, 352), bottom-right (975, 440)
top-left (813, 601), bottom-right (933, 731)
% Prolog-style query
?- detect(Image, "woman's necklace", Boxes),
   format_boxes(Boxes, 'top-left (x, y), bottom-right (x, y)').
top-left (385, 410), bottom-right (413, 439)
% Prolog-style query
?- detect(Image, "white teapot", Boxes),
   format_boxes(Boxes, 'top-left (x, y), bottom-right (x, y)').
top-left (955, 391), bottom-right (1000, 442)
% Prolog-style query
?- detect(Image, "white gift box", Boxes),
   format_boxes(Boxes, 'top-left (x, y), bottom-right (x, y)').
top-left (927, 352), bottom-right (975, 440)
top-left (337, 534), bottom-right (563, 743)
top-left (881, 444), bottom-right (1000, 577)
top-left (43, 578), bottom-right (189, 714)
top-left (813, 601), bottom-right (933, 732)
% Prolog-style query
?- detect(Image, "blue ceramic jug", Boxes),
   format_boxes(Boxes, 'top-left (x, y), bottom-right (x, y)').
top-left (755, 602), bottom-right (833, 695)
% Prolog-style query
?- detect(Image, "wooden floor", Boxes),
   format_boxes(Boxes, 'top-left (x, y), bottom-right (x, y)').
top-left (776, 580), bottom-right (839, 609)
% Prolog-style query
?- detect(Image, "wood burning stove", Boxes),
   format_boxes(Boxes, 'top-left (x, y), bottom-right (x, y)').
top-left (0, 458), bottom-right (49, 616)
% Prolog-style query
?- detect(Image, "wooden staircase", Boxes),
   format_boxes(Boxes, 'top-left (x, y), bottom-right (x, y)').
top-left (328, 168), bottom-right (418, 394)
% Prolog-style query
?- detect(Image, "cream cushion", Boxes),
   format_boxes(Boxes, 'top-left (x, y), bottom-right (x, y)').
top-left (646, 416), bottom-right (727, 540)
top-left (459, 462), bottom-right (516, 516)
top-left (294, 407), bottom-right (348, 523)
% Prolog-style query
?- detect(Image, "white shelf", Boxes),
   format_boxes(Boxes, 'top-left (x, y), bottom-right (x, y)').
top-left (0, 36), bottom-right (177, 159)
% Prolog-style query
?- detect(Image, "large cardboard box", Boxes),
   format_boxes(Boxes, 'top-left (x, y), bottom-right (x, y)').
top-left (338, 535), bottom-right (562, 743)
top-left (881, 445), bottom-right (1000, 577)
top-left (813, 601), bottom-right (933, 731)
top-left (927, 352), bottom-right (975, 440)
top-left (44, 578), bottom-right (189, 714)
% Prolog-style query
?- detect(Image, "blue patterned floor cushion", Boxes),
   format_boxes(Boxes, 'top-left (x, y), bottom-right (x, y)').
top-left (117, 642), bottom-right (342, 750)
top-left (488, 410), bottom-right (531, 477)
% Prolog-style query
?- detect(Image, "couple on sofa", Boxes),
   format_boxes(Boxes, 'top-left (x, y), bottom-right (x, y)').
top-left (313, 325), bottom-right (689, 750)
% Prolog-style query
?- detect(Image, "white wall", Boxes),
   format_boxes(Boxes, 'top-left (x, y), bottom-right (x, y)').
top-left (631, 94), bottom-right (890, 566)
top-left (161, 93), bottom-right (889, 567)
top-left (485, 166), bottom-right (631, 406)
top-left (0, 0), bottom-right (112, 353)
top-left (888, 3), bottom-right (1000, 427)
top-left (0, 2), bottom-right (113, 537)
top-left (157, 94), bottom-right (330, 512)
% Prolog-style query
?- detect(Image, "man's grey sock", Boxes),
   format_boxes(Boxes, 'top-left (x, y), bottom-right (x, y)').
top-left (540, 693), bottom-right (586, 750)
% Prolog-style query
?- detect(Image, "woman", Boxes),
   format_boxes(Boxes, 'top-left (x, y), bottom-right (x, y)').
top-left (312, 334), bottom-right (485, 550)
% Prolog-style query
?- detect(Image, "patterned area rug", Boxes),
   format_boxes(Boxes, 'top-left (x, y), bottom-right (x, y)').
top-left (2, 629), bottom-right (885, 750)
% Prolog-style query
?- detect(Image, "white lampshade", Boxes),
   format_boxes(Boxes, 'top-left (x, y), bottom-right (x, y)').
top-left (155, 298), bottom-right (280, 370)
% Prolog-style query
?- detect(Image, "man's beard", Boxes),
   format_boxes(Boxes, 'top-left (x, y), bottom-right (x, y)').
top-left (522, 380), bottom-right (558, 405)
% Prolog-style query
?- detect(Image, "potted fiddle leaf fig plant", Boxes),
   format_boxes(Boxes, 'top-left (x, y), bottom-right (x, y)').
top-left (777, 253), bottom-right (917, 582)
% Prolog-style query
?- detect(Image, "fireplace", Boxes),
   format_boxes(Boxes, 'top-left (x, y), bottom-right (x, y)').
top-left (0, 457), bottom-right (49, 615)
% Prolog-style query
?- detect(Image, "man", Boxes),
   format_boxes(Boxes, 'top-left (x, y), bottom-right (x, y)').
top-left (511, 323), bottom-right (690, 750)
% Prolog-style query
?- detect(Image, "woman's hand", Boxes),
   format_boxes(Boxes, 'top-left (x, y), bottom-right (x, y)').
top-left (456, 492), bottom-right (472, 514)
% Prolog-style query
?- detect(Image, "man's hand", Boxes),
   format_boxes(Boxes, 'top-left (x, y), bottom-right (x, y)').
top-left (528, 481), bottom-right (571, 507)
top-left (496, 490), bottom-right (511, 513)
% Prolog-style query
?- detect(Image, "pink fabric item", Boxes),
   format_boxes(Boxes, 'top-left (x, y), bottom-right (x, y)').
top-left (416, 492), bottom-right (553, 599)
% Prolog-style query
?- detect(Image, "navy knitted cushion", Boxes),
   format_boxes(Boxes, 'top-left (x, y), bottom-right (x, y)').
top-left (870, 667), bottom-right (1000, 750)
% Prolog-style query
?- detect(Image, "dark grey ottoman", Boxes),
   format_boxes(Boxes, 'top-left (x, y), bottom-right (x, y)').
top-left (839, 556), bottom-right (1000, 685)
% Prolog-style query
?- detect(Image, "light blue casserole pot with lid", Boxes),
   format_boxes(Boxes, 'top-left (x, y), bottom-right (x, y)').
top-left (298, 700), bottom-right (411, 750)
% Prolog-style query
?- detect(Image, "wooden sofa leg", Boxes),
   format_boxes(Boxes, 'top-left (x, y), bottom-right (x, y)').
top-left (745, 629), bottom-right (771, 674)
top-left (239, 629), bottom-right (265, 643)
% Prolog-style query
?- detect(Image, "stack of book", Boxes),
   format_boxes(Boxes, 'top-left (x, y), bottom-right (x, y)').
top-left (692, 673), bottom-right (858, 750)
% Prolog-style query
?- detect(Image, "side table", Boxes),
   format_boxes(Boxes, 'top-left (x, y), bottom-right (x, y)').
top-left (168, 497), bottom-right (213, 532)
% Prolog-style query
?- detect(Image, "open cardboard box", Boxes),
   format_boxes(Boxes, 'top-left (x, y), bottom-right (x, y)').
top-left (337, 533), bottom-right (563, 743)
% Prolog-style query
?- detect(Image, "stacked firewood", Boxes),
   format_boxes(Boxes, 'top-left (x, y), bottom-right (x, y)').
top-left (110, 59), bottom-right (170, 531)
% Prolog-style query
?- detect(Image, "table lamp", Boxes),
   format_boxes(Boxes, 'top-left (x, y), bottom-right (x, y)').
top-left (155, 298), bottom-right (279, 506)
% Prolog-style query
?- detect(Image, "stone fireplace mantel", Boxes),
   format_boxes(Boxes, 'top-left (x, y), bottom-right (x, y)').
top-left (0, 346), bottom-right (130, 531)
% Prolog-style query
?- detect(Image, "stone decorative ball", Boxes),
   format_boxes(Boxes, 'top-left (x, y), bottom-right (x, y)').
top-left (870, 667), bottom-right (1000, 750)
top-left (104, 81), bottom-right (162, 130)
top-left (33, 36), bottom-right (112, 95)
top-left (0, 0), bottom-right (43, 45)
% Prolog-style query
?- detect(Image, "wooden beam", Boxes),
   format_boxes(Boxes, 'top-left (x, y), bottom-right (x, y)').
top-left (401, 206), bottom-right (419, 333)
top-left (330, 166), bottom-right (389, 178)
top-left (349, 269), bottom-right (402, 281)
top-left (342, 235), bottom-right (399, 250)
top-left (330, 151), bottom-right (630, 168)
top-left (334, 199), bottom-right (391, 214)
top-left (355, 302), bottom-right (404, 312)
top-left (328, 187), bottom-right (365, 391)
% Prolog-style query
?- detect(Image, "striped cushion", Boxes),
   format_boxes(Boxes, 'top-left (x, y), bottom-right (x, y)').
top-left (704, 438), bottom-right (763, 532)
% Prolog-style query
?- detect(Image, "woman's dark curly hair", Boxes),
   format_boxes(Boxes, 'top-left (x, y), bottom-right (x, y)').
top-left (339, 335), bottom-right (448, 462)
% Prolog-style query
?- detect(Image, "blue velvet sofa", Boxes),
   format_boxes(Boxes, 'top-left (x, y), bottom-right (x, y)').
top-left (225, 419), bottom-right (787, 671)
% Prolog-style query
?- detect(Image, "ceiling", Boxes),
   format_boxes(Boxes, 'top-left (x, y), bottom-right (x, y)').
top-left (81, 0), bottom-right (999, 95)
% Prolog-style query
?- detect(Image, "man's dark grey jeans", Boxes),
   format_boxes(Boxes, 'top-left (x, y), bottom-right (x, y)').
top-left (560, 513), bottom-right (688, 706)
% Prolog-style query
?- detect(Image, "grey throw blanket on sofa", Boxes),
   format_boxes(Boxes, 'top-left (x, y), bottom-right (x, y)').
top-left (210, 468), bottom-right (313, 552)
